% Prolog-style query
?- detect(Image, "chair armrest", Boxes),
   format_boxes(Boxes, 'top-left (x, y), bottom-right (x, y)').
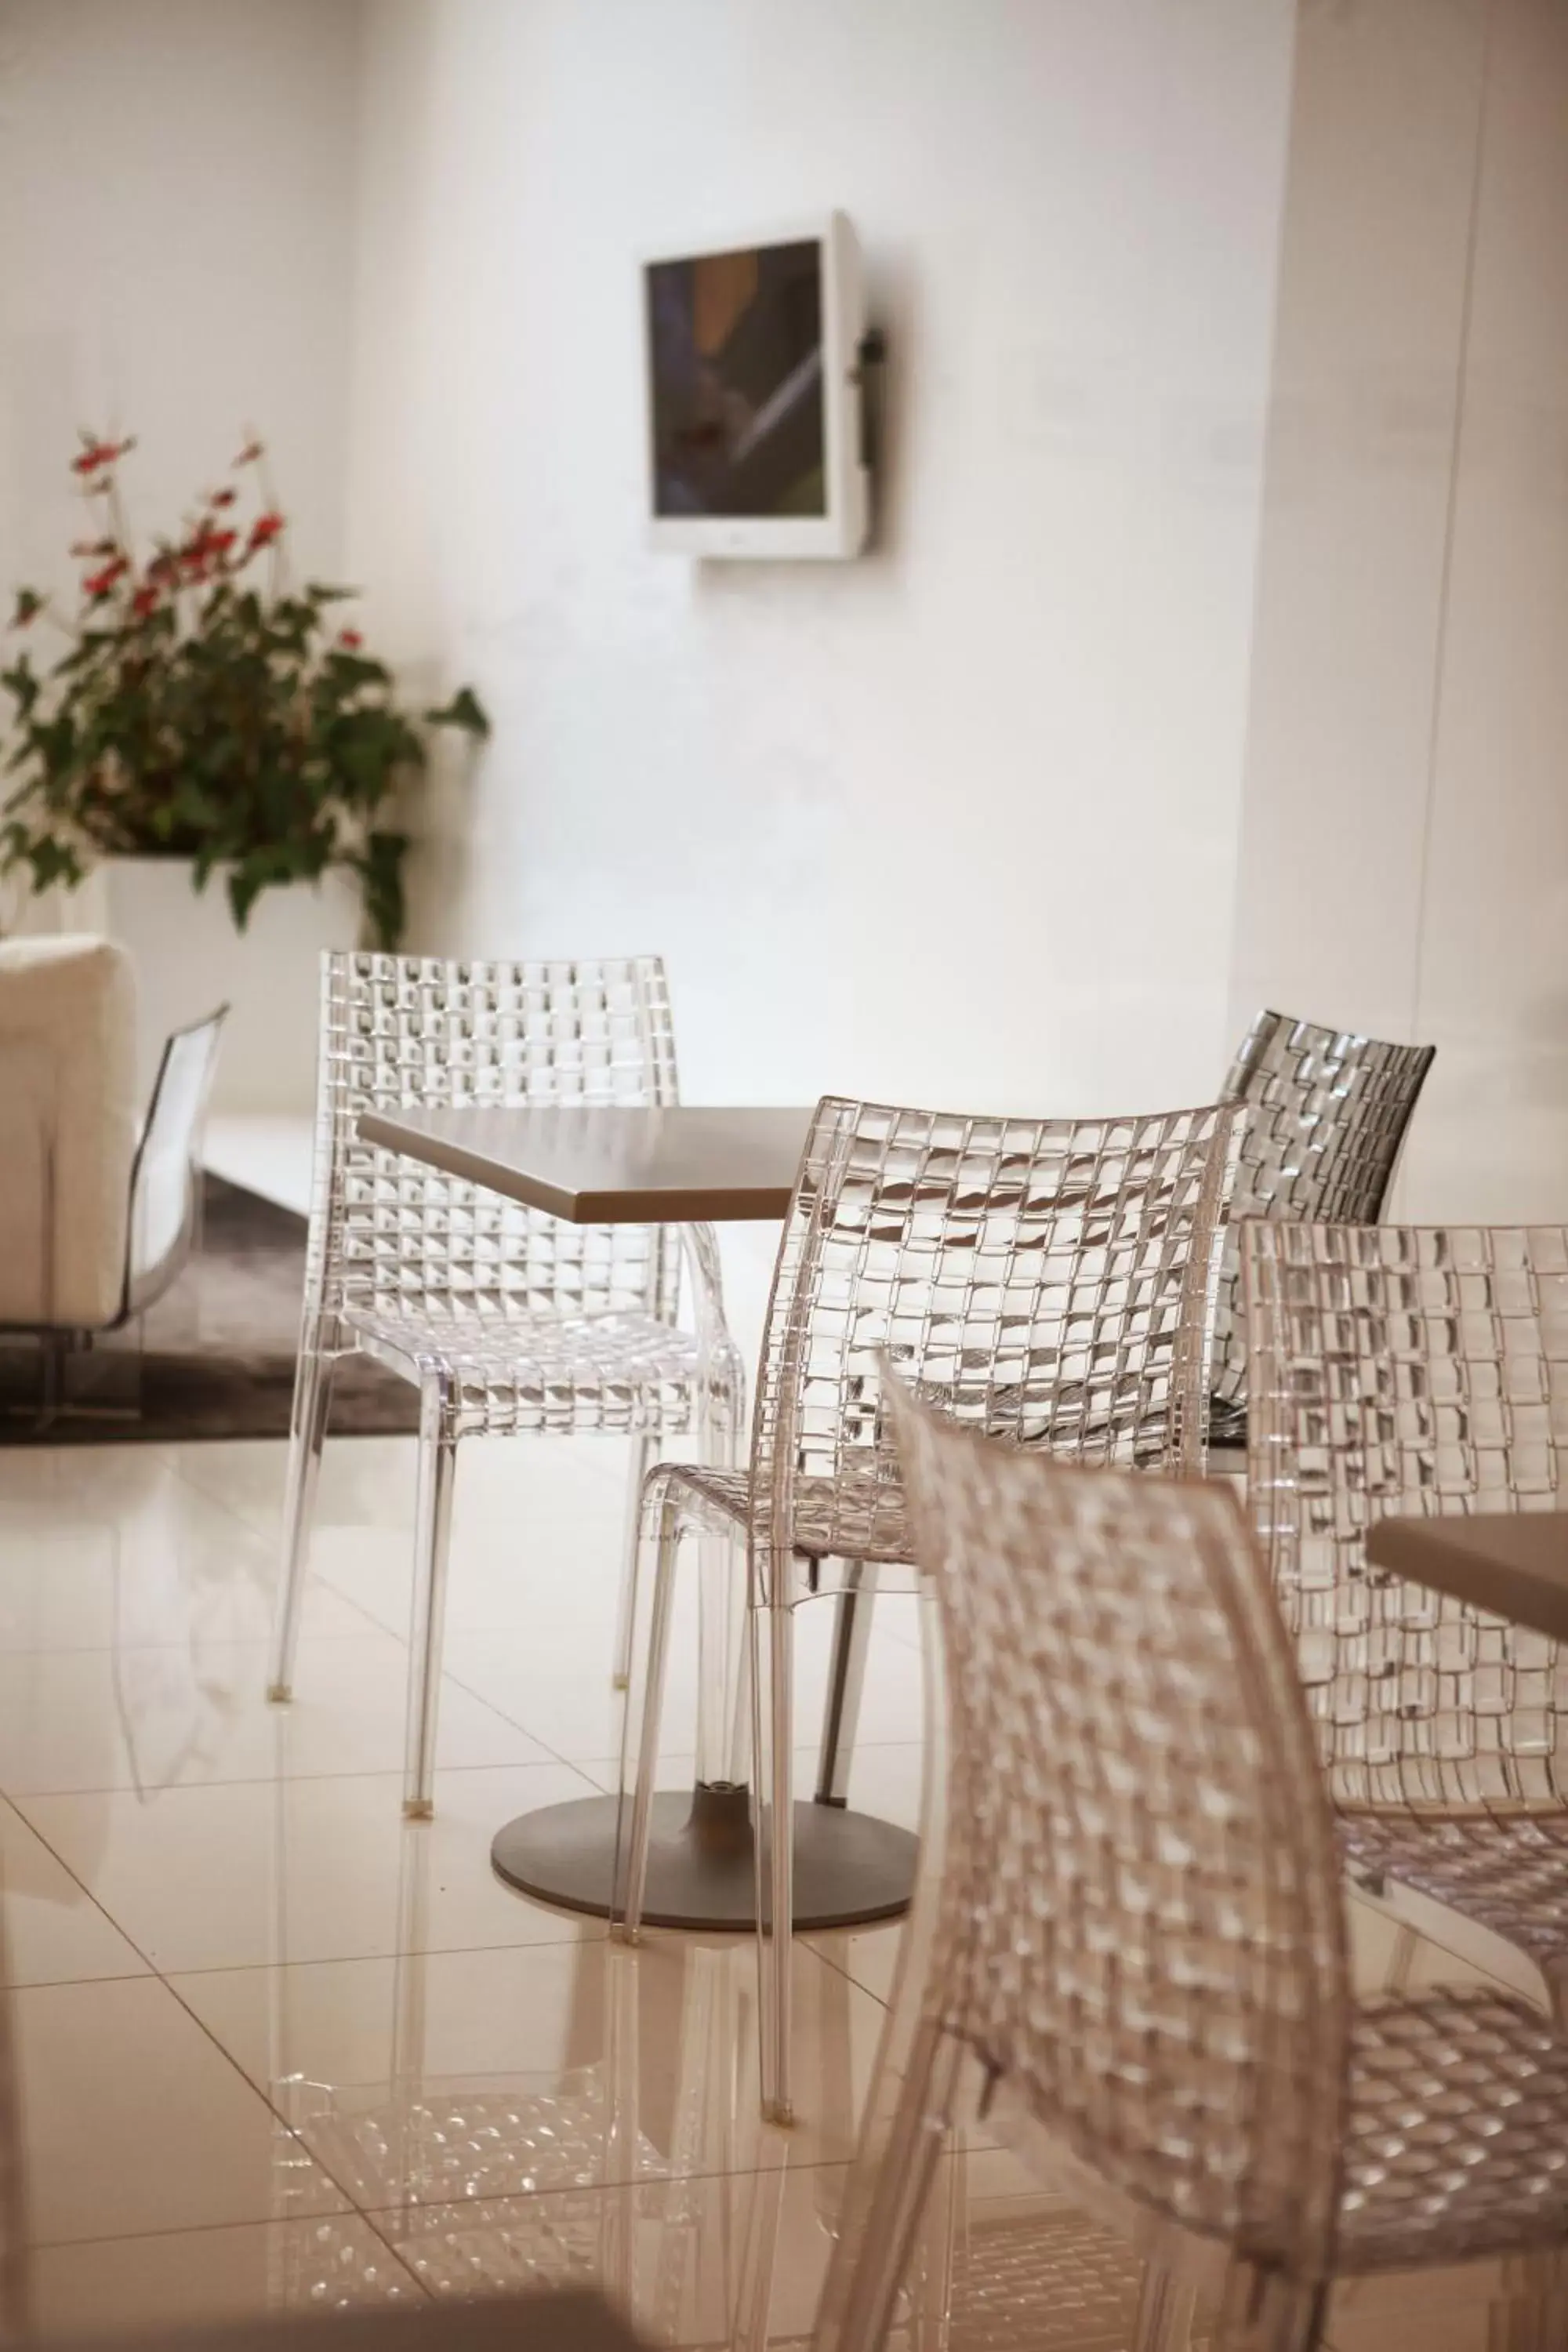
top-left (0, 935), bottom-right (138, 1329)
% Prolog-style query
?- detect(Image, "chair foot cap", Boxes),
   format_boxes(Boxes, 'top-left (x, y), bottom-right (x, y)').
top-left (267, 1684), bottom-right (292, 1705)
top-left (403, 1798), bottom-right (434, 1820)
top-left (611, 1674), bottom-right (630, 1692)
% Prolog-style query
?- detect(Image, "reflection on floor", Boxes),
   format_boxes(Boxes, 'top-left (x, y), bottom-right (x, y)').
top-left (0, 1433), bottom-right (1555, 2346)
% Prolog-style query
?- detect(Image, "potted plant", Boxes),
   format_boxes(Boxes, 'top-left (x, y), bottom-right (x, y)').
top-left (1, 431), bottom-right (488, 1112)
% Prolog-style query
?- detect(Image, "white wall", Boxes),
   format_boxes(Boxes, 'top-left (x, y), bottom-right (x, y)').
top-left (1412, 0), bottom-right (1568, 1221)
top-left (1228, 0), bottom-right (1568, 1221)
top-left (347, 0), bottom-right (1298, 1127)
top-left (0, 0), bottom-right (362, 639)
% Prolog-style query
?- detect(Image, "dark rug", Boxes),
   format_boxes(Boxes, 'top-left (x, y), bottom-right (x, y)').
top-left (0, 1174), bottom-right (419, 1445)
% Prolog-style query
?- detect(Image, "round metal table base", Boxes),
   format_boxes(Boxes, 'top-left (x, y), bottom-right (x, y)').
top-left (491, 1783), bottom-right (918, 1932)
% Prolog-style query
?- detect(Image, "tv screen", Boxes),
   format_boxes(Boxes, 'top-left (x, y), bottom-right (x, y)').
top-left (645, 239), bottom-right (827, 521)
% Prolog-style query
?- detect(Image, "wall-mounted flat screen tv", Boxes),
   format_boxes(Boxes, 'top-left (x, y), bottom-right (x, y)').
top-left (643, 212), bottom-right (869, 559)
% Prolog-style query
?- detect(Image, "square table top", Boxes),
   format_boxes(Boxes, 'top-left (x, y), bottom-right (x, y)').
top-left (356, 1103), bottom-right (816, 1224)
top-left (1366, 1510), bottom-right (1568, 1642)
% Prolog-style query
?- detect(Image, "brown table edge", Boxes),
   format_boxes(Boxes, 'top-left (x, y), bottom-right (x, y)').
top-left (356, 1111), bottom-right (796, 1225)
top-left (1367, 1518), bottom-right (1568, 1646)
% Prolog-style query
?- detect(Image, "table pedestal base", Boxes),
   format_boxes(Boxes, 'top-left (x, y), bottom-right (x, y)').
top-left (491, 1782), bottom-right (917, 1932)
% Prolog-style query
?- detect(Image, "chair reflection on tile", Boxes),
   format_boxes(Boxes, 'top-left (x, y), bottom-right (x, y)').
top-left (255, 1817), bottom-right (862, 2322)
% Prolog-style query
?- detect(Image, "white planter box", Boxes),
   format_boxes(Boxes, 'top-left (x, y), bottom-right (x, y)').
top-left (71, 858), bottom-right (361, 1118)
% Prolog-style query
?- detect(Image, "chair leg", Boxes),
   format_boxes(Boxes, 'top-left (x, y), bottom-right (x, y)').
top-left (815, 1563), bottom-right (875, 1807)
top-left (267, 1334), bottom-right (336, 1703)
top-left (402, 1377), bottom-right (459, 1820)
top-left (612, 1435), bottom-right (656, 1691)
top-left (614, 1481), bottom-right (683, 1937)
top-left (1501, 2248), bottom-right (1568, 2350)
top-left (1131, 2266), bottom-right (1192, 2352)
top-left (752, 1590), bottom-right (797, 2124)
top-left (1213, 2261), bottom-right (1327, 2352)
top-left (813, 2016), bottom-right (956, 2352)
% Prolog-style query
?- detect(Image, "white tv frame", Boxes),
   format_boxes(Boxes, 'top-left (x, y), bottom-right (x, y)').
top-left (642, 210), bottom-right (870, 561)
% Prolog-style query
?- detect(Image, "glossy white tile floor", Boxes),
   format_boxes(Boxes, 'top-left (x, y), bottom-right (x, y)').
top-left (0, 1431), bottom-right (1556, 2346)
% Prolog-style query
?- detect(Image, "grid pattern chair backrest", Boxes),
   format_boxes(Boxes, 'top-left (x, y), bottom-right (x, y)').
top-left (305, 954), bottom-right (682, 1329)
top-left (1244, 1221), bottom-right (1568, 1815)
top-left (1214, 1011), bottom-right (1435, 1409)
top-left (887, 1380), bottom-right (1351, 2282)
top-left (750, 1097), bottom-right (1241, 1570)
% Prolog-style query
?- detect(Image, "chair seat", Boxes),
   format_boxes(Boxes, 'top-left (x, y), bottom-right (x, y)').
top-left (657, 1461), bottom-right (913, 1564)
top-left (1341, 1987), bottom-right (1568, 2268)
top-left (1341, 1812), bottom-right (1568, 1980)
top-left (344, 1303), bottom-right (713, 1436)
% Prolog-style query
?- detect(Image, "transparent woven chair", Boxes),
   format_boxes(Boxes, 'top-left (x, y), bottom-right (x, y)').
top-left (811, 1381), bottom-right (1568, 2352)
top-left (615, 1092), bottom-right (1242, 2124)
top-left (266, 953), bottom-right (743, 1815)
top-left (1211, 1010), bottom-right (1435, 1448)
top-left (1244, 1218), bottom-right (1568, 2011)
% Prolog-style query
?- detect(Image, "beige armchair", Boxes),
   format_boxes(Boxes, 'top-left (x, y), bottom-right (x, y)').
top-left (0, 935), bottom-right (225, 1345)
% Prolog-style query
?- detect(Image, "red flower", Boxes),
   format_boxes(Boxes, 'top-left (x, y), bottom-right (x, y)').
top-left (82, 556), bottom-right (129, 597)
top-left (71, 437), bottom-right (133, 477)
top-left (131, 585), bottom-right (160, 619)
top-left (209, 487), bottom-right (236, 507)
top-left (337, 628), bottom-right (362, 649)
top-left (249, 511), bottom-right (285, 548)
top-left (178, 524), bottom-right (238, 579)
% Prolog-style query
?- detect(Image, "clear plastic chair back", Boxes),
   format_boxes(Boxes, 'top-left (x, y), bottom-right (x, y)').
top-left (1243, 1218), bottom-right (1568, 1815)
top-left (125, 1004), bottom-right (227, 1316)
top-left (1214, 1010), bottom-right (1435, 1419)
top-left (307, 954), bottom-right (684, 1335)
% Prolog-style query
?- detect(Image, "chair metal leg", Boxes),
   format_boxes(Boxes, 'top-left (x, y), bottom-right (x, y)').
top-left (612, 1434), bottom-right (656, 1691)
top-left (815, 1562), bottom-right (875, 1808)
top-left (267, 1334), bottom-right (336, 1703)
top-left (402, 1377), bottom-right (458, 1820)
top-left (752, 1588), bottom-right (796, 2123)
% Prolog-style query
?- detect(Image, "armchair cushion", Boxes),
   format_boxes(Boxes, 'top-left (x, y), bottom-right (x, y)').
top-left (0, 935), bottom-right (137, 1328)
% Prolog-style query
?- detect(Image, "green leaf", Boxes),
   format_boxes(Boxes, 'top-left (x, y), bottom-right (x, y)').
top-left (423, 685), bottom-right (490, 739)
top-left (350, 829), bottom-right (408, 950)
top-left (325, 650), bottom-right (392, 692)
top-left (1, 658), bottom-right (38, 718)
top-left (226, 863), bottom-right (265, 931)
top-left (9, 589), bottom-right (42, 630)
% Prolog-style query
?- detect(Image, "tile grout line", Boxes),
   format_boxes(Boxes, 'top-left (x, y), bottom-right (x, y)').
top-left (0, 1862), bottom-right (383, 2258)
top-left (24, 2210), bottom-right (431, 2301)
top-left (151, 1964), bottom-right (408, 2229)
top-left (7, 1780), bottom-right (378, 2232)
top-left (160, 1930), bottom-right (608, 1983)
top-left (4, 1751), bottom-right (602, 1806)
top-left (0, 1791), bottom-right (165, 1988)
